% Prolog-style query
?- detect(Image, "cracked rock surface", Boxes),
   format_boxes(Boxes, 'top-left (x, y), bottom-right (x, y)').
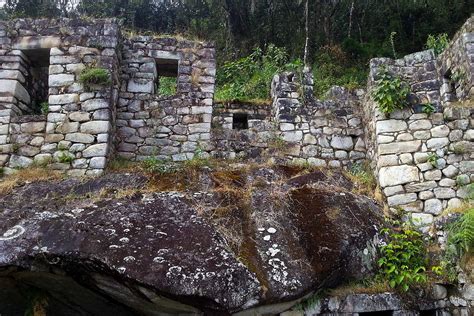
top-left (0, 166), bottom-right (382, 315)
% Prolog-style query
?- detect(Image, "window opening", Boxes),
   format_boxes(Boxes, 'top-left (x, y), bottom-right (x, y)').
top-left (233, 113), bottom-right (249, 130)
top-left (21, 48), bottom-right (50, 114)
top-left (154, 58), bottom-right (178, 97)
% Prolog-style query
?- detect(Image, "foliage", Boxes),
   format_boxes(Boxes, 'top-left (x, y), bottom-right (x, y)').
top-left (312, 45), bottom-right (367, 98)
top-left (157, 77), bottom-right (177, 97)
top-left (372, 68), bottom-right (410, 114)
top-left (142, 157), bottom-right (178, 174)
top-left (422, 103), bottom-right (435, 114)
top-left (426, 33), bottom-right (449, 55)
top-left (57, 151), bottom-right (74, 163)
top-left (215, 45), bottom-right (302, 102)
top-left (348, 161), bottom-right (376, 197)
top-left (427, 153), bottom-right (439, 168)
top-left (377, 220), bottom-right (436, 292)
top-left (79, 67), bottom-right (111, 89)
top-left (389, 32), bottom-right (398, 59)
top-left (443, 208), bottom-right (474, 281)
top-left (40, 102), bottom-right (49, 115)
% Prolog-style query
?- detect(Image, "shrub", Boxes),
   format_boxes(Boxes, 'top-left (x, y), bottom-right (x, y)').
top-left (312, 45), bottom-right (367, 98)
top-left (377, 220), bottom-right (439, 291)
top-left (79, 67), bottom-right (111, 89)
top-left (215, 44), bottom-right (302, 102)
top-left (40, 102), bottom-right (49, 115)
top-left (427, 153), bottom-right (438, 167)
top-left (426, 33), bottom-right (449, 56)
top-left (372, 68), bottom-right (410, 114)
top-left (142, 157), bottom-right (178, 174)
top-left (422, 103), bottom-right (435, 114)
top-left (157, 76), bottom-right (177, 96)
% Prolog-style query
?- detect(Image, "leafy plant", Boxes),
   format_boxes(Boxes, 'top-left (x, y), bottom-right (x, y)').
top-left (372, 68), bottom-right (410, 114)
top-left (389, 31), bottom-right (398, 59)
top-left (427, 153), bottom-right (439, 167)
top-left (157, 76), bottom-right (177, 96)
top-left (377, 220), bottom-right (432, 291)
top-left (40, 102), bottom-right (49, 115)
top-left (443, 208), bottom-right (474, 281)
top-left (57, 151), bottom-right (74, 163)
top-left (426, 33), bottom-right (449, 55)
top-left (79, 67), bottom-right (111, 89)
top-left (142, 157), bottom-right (178, 174)
top-left (422, 103), bottom-right (435, 114)
top-left (216, 44), bottom-right (302, 102)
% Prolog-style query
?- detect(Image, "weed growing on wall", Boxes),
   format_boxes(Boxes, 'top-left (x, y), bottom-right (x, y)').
top-left (372, 68), bottom-right (410, 114)
top-left (377, 220), bottom-right (440, 291)
top-left (425, 33), bottom-right (449, 56)
top-left (79, 67), bottom-right (111, 89)
top-left (40, 102), bottom-right (49, 115)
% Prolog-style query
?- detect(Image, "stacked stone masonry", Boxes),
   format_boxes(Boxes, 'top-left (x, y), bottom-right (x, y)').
top-left (365, 15), bottom-right (473, 231)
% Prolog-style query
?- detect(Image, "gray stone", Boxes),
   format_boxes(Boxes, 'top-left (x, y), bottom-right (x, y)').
top-left (442, 165), bottom-right (459, 178)
top-left (409, 119), bottom-right (432, 131)
top-left (128, 79), bottom-right (154, 93)
top-left (379, 165), bottom-right (419, 188)
top-left (424, 199), bottom-right (443, 215)
top-left (90, 157), bottom-right (107, 169)
top-left (413, 130), bottom-right (431, 140)
top-left (49, 94), bottom-right (79, 105)
top-left (410, 213), bottom-right (433, 226)
top-left (330, 136), bottom-right (353, 150)
top-left (456, 174), bottom-right (470, 185)
top-left (430, 125), bottom-right (450, 137)
top-left (69, 111), bottom-right (91, 122)
top-left (80, 121), bottom-right (111, 134)
top-left (9, 155), bottom-right (33, 168)
top-left (17, 145), bottom-right (40, 157)
top-left (34, 154), bottom-right (52, 165)
top-left (49, 74), bottom-right (75, 87)
top-left (0, 80), bottom-right (30, 104)
top-left (434, 188), bottom-right (456, 199)
top-left (424, 169), bottom-right (442, 181)
top-left (459, 161), bottom-right (474, 173)
top-left (431, 284), bottom-right (448, 300)
top-left (376, 120), bottom-right (407, 133)
top-left (83, 144), bottom-right (108, 157)
top-left (383, 185), bottom-right (404, 197)
top-left (427, 137), bottom-right (449, 149)
top-left (387, 193), bottom-right (418, 206)
top-left (20, 122), bottom-right (45, 133)
top-left (282, 131), bottom-right (303, 143)
top-left (439, 178), bottom-right (456, 187)
top-left (379, 140), bottom-right (421, 154)
top-left (419, 191), bottom-right (434, 200)
top-left (405, 181), bottom-right (437, 192)
top-left (65, 133), bottom-right (95, 144)
top-left (377, 135), bottom-right (394, 144)
top-left (399, 153), bottom-right (413, 164)
top-left (82, 99), bottom-right (109, 112)
top-left (447, 198), bottom-right (463, 210)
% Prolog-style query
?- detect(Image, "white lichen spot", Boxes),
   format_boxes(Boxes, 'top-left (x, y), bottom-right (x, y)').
top-left (257, 228), bottom-right (265, 232)
top-left (267, 227), bottom-right (277, 234)
top-left (263, 235), bottom-right (271, 241)
top-left (117, 267), bottom-right (126, 274)
top-left (123, 256), bottom-right (136, 263)
top-left (153, 257), bottom-right (165, 263)
top-left (266, 246), bottom-right (281, 257)
top-left (105, 229), bottom-right (116, 236)
top-left (0, 225), bottom-right (25, 241)
top-left (71, 208), bottom-right (84, 215)
top-left (119, 237), bottom-right (130, 243)
top-left (109, 245), bottom-right (120, 249)
top-left (145, 225), bottom-right (154, 230)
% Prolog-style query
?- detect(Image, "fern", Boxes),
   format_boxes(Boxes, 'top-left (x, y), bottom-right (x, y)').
top-left (448, 208), bottom-right (474, 257)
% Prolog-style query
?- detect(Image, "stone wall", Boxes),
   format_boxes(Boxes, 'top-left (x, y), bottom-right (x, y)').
top-left (0, 18), bottom-right (121, 176)
top-left (364, 15), bottom-right (473, 231)
top-left (116, 36), bottom-right (216, 162)
top-left (271, 72), bottom-right (367, 167)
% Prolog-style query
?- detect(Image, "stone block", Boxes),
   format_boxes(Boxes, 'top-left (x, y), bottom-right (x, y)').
top-left (379, 165), bottom-right (419, 188)
top-left (427, 137), bottom-right (449, 149)
top-left (387, 193), bottom-right (418, 206)
top-left (80, 121), bottom-right (111, 134)
top-left (410, 213), bottom-right (433, 226)
top-left (9, 155), bottom-right (33, 168)
top-left (69, 111), bottom-right (90, 122)
top-left (379, 140), bottom-right (421, 155)
top-left (376, 120), bottom-right (407, 133)
top-left (330, 136), bottom-right (353, 150)
top-left (20, 122), bottom-right (45, 133)
top-left (127, 79), bottom-right (154, 93)
top-left (282, 131), bottom-right (303, 143)
top-left (405, 181), bottom-right (437, 192)
top-left (383, 185), bottom-right (404, 197)
top-left (442, 165), bottom-right (459, 178)
top-left (430, 125), bottom-right (450, 137)
top-left (48, 74), bottom-right (75, 87)
top-left (65, 133), bottom-right (95, 144)
top-left (90, 157), bottom-right (107, 169)
top-left (424, 199), bottom-right (443, 215)
top-left (0, 79), bottom-right (30, 103)
top-left (82, 99), bottom-right (110, 112)
top-left (409, 119), bottom-right (432, 131)
top-left (434, 187), bottom-right (456, 199)
top-left (82, 143), bottom-right (108, 157)
top-left (49, 94), bottom-right (79, 105)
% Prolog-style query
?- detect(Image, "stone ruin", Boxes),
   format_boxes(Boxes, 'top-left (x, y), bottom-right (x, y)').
top-left (0, 14), bottom-right (472, 316)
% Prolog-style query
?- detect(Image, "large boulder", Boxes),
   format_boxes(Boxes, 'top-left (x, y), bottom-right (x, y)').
top-left (0, 166), bottom-right (382, 315)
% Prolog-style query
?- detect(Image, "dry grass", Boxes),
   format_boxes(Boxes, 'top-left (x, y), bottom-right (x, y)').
top-left (441, 200), bottom-right (474, 216)
top-left (0, 167), bottom-right (63, 195)
top-left (328, 280), bottom-right (391, 297)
